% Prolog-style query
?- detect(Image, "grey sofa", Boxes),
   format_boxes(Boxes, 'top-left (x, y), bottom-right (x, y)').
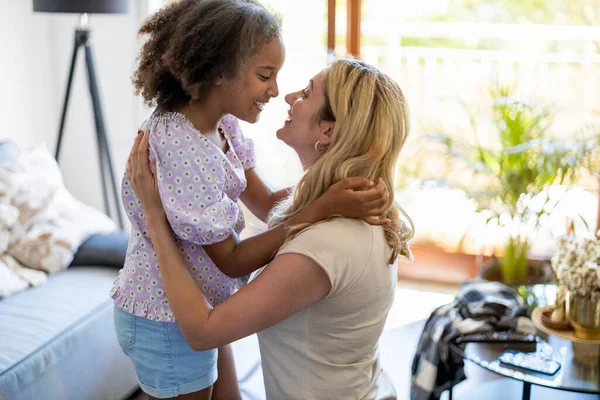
top-left (0, 141), bottom-right (139, 400)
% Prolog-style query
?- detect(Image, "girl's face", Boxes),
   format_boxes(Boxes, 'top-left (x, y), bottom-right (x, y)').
top-left (277, 70), bottom-right (334, 166)
top-left (219, 37), bottom-right (285, 123)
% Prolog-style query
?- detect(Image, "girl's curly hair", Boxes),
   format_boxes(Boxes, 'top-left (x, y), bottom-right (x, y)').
top-left (134, 0), bottom-right (282, 110)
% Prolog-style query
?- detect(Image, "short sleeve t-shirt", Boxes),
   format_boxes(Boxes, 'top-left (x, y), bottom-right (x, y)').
top-left (257, 218), bottom-right (398, 400)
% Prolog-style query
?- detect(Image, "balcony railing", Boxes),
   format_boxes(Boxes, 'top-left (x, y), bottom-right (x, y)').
top-left (361, 22), bottom-right (600, 135)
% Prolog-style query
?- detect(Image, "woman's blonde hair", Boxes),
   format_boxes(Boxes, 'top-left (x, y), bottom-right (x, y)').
top-left (269, 58), bottom-right (414, 262)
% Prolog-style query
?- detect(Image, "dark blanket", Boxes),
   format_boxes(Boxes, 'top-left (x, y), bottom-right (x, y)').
top-left (410, 280), bottom-right (535, 400)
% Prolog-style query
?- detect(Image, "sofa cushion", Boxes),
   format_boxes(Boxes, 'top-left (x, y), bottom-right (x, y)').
top-left (70, 231), bottom-right (129, 268)
top-left (1, 146), bottom-right (117, 274)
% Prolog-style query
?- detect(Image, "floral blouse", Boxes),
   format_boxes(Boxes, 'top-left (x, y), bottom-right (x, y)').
top-left (110, 112), bottom-right (255, 322)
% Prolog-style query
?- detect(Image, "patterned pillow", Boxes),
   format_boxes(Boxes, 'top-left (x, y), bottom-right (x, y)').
top-left (0, 145), bottom-right (117, 273)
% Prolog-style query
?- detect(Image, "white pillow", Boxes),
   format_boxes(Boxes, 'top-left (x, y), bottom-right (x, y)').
top-left (0, 145), bottom-right (117, 273)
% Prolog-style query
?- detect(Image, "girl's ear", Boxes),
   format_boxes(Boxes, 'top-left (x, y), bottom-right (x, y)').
top-left (215, 76), bottom-right (224, 86)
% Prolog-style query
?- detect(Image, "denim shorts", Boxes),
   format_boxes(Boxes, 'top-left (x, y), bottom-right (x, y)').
top-left (113, 305), bottom-right (218, 398)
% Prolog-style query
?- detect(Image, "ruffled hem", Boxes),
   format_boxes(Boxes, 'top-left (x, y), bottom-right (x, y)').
top-left (110, 285), bottom-right (176, 322)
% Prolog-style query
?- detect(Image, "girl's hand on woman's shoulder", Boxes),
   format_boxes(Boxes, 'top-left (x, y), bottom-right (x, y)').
top-left (318, 177), bottom-right (391, 226)
top-left (127, 130), bottom-right (165, 222)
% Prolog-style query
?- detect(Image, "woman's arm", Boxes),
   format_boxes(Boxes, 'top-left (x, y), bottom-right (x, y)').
top-left (239, 168), bottom-right (291, 222)
top-left (129, 132), bottom-right (388, 279)
top-left (145, 211), bottom-right (330, 350)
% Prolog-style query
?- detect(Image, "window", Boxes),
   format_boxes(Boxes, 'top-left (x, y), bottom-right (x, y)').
top-left (356, 0), bottom-right (600, 254)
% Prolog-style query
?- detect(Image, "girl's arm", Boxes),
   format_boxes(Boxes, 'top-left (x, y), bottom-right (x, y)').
top-left (202, 195), bottom-right (329, 278)
top-left (146, 211), bottom-right (330, 351)
top-left (206, 175), bottom-right (389, 278)
top-left (239, 168), bottom-right (291, 222)
top-left (229, 117), bottom-right (389, 226)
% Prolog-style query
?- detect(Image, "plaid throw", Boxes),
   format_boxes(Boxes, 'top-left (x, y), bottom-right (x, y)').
top-left (410, 280), bottom-right (535, 400)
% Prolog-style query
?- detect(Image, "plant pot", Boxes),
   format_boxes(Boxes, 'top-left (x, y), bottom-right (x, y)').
top-left (567, 291), bottom-right (600, 340)
top-left (479, 257), bottom-right (553, 286)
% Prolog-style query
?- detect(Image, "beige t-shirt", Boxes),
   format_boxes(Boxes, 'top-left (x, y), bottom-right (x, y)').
top-left (257, 217), bottom-right (398, 400)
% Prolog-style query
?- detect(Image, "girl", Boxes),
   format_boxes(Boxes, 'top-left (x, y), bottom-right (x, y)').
top-left (110, 1), bottom-right (390, 399)
top-left (127, 58), bottom-right (413, 399)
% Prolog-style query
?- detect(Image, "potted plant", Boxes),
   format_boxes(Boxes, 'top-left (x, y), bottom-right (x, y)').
top-left (426, 85), bottom-right (596, 285)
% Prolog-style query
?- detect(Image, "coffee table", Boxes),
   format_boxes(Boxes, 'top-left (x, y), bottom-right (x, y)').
top-left (448, 329), bottom-right (600, 400)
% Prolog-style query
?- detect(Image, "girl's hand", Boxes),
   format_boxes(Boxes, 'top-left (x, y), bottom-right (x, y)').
top-left (319, 177), bottom-right (391, 226)
top-left (127, 131), bottom-right (165, 220)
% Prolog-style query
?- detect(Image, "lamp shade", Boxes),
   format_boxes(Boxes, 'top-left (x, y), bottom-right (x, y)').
top-left (33, 0), bottom-right (129, 14)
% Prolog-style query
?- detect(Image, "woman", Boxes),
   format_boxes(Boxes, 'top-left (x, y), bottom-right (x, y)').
top-left (127, 58), bottom-right (414, 399)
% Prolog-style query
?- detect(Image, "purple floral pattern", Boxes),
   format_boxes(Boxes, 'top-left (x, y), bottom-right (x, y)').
top-left (111, 113), bottom-right (255, 322)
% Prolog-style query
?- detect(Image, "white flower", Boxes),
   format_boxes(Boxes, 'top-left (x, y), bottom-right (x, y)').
top-left (553, 236), bottom-right (600, 298)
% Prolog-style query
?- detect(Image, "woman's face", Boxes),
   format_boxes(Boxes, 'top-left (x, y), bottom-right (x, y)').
top-left (276, 70), bottom-right (334, 164)
top-left (219, 37), bottom-right (285, 123)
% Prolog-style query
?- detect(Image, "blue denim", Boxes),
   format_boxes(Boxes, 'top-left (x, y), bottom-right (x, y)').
top-left (113, 305), bottom-right (217, 398)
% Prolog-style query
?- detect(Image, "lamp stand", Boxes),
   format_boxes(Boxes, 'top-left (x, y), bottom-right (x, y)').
top-left (55, 14), bottom-right (123, 229)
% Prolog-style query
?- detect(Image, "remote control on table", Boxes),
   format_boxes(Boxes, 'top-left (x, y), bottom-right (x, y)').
top-left (498, 350), bottom-right (561, 375)
top-left (455, 331), bottom-right (537, 344)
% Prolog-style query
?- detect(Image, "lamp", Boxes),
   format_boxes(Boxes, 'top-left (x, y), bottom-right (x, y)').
top-left (33, 0), bottom-right (128, 229)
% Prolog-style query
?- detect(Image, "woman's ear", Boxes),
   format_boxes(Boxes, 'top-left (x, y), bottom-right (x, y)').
top-left (318, 121), bottom-right (335, 146)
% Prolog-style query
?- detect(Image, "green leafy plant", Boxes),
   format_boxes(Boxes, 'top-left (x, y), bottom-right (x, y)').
top-left (428, 85), bottom-right (598, 284)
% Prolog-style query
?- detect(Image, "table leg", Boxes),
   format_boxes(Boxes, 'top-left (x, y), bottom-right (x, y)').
top-left (522, 382), bottom-right (531, 400)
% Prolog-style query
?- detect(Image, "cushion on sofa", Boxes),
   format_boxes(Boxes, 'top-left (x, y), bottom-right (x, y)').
top-left (71, 231), bottom-right (129, 268)
top-left (1, 145), bottom-right (117, 274)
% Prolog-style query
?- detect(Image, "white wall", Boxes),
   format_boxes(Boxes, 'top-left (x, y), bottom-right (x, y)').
top-left (0, 0), bottom-right (56, 150)
top-left (0, 0), bottom-right (146, 222)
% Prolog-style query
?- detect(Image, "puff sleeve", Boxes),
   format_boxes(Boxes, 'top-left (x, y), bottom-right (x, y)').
top-left (149, 125), bottom-right (240, 245)
top-left (221, 115), bottom-right (256, 171)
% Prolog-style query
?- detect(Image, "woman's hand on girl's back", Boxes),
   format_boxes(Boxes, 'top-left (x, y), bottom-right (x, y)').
top-left (319, 177), bottom-right (391, 226)
top-left (127, 131), bottom-right (165, 221)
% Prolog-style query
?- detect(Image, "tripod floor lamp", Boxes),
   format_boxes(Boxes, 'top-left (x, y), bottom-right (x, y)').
top-left (33, 0), bottom-right (129, 229)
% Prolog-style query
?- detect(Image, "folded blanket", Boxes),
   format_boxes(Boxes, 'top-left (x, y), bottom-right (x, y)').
top-left (410, 280), bottom-right (535, 400)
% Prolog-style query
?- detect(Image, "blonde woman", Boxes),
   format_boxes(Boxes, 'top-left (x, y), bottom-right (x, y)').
top-left (127, 58), bottom-right (414, 399)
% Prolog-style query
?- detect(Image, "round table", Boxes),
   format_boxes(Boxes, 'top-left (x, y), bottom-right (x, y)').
top-left (449, 313), bottom-right (600, 400)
